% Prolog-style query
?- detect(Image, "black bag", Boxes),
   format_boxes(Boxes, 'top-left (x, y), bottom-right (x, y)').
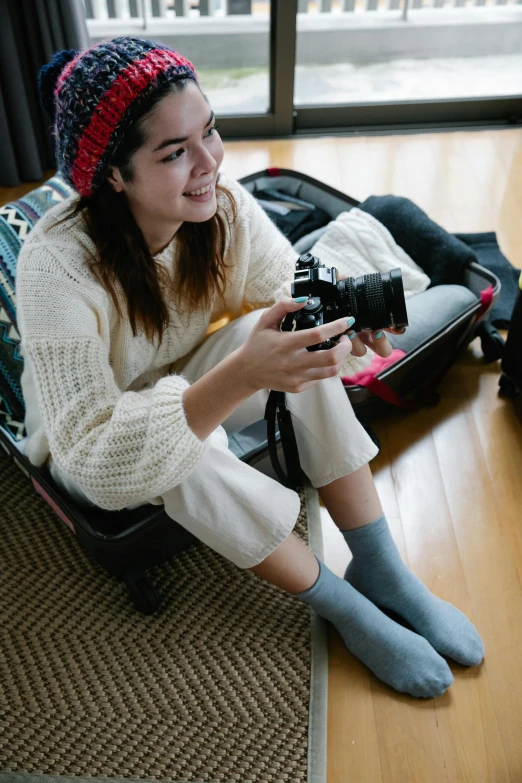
top-left (499, 274), bottom-right (522, 397)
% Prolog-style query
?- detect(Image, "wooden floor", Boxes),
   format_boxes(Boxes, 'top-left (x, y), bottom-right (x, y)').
top-left (4, 127), bottom-right (522, 782)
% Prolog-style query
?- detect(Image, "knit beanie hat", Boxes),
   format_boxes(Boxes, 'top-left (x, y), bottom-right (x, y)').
top-left (38, 36), bottom-right (198, 197)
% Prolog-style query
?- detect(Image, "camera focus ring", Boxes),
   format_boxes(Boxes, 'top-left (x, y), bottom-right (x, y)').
top-left (358, 272), bottom-right (389, 326)
top-left (364, 274), bottom-right (386, 311)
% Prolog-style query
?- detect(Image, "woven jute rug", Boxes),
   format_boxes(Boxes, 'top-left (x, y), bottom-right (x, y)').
top-left (0, 451), bottom-right (328, 783)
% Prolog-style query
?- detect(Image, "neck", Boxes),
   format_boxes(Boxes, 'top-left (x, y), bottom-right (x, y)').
top-left (129, 201), bottom-right (182, 256)
top-left (148, 232), bottom-right (179, 257)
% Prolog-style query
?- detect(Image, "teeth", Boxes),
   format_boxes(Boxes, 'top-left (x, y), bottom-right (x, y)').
top-left (185, 184), bottom-right (211, 196)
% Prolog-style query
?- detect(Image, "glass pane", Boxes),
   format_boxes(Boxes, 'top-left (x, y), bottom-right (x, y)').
top-left (84, 0), bottom-right (271, 115)
top-left (294, 0), bottom-right (522, 105)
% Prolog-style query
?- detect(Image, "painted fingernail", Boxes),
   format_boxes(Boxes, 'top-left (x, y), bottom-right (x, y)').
top-left (294, 296), bottom-right (308, 303)
top-left (347, 317), bottom-right (355, 328)
top-left (374, 330), bottom-right (384, 339)
top-left (348, 331), bottom-right (357, 340)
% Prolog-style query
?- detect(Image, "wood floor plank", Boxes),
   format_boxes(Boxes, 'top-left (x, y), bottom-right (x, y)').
top-left (364, 133), bottom-right (460, 232)
top-left (326, 630), bottom-right (383, 783)
top-left (219, 140), bottom-right (272, 178)
top-left (369, 685), bottom-right (447, 783)
top-left (457, 131), bottom-right (514, 224)
top-left (291, 137), bottom-right (344, 191)
top-left (471, 381), bottom-right (522, 592)
top-left (488, 129), bottom-right (522, 177)
top-left (497, 136), bottom-right (522, 271)
top-left (428, 381), bottom-right (515, 781)
top-left (336, 137), bottom-right (384, 202)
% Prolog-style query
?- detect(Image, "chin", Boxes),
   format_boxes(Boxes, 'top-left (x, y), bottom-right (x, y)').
top-left (185, 201), bottom-right (218, 223)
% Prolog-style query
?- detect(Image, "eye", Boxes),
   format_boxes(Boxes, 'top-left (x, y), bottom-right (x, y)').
top-left (162, 149), bottom-right (185, 163)
top-left (161, 123), bottom-right (220, 164)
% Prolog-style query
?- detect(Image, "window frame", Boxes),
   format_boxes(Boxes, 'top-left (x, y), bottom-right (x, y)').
top-left (215, 0), bottom-right (522, 139)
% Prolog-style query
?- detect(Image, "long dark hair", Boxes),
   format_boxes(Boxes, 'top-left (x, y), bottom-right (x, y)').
top-left (52, 78), bottom-right (237, 346)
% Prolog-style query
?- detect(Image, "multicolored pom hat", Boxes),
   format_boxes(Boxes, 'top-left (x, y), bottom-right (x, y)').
top-left (38, 36), bottom-right (198, 197)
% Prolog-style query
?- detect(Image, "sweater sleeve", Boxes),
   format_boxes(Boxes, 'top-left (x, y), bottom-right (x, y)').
top-left (16, 249), bottom-right (209, 511)
top-left (240, 185), bottom-right (298, 309)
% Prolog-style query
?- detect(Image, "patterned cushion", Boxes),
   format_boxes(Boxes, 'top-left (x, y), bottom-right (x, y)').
top-left (0, 174), bottom-right (75, 441)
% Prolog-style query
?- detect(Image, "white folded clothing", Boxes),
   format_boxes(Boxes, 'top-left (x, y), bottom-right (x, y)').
top-left (308, 208), bottom-right (431, 378)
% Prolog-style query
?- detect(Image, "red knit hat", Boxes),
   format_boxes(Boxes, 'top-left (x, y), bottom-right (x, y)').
top-left (38, 36), bottom-right (198, 197)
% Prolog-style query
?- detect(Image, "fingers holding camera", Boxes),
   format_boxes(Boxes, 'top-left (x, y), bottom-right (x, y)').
top-left (386, 326), bottom-right (407, 336)
top-left (291, 307), bottom-right (394, 361)
top-left (243, 297), bottom-right (392, 394)
top-left (301, 332), bottom-right (353, 371)
top-left (238, 298), bottom-right (355, 394)
top-left (344, 326), bottom-right (368, 357)
top-left (294, 314), bottom-right (357, 352)
top-left (289, 336), bottom-right (352, 389)
top-left (353, 328), bottom-right (393, 358)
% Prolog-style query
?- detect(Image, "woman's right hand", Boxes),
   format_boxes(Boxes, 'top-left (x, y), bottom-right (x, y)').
top-left (235, 297), bottom-right (354, 394)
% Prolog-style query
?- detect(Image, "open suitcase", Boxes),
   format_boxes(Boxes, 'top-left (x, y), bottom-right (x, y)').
top-left (0, 169), bottom-right (500, 614)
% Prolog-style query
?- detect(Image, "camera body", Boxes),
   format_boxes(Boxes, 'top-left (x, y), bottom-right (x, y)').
top-left (281, 253), bottom-right (409, 351)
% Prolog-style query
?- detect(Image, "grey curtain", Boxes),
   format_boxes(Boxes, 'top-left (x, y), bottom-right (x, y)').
top-left (0, 0), bottom-right (90, 187)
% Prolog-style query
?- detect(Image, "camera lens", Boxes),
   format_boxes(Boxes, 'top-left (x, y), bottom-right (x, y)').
top-left (343, 268), bottom-right (408, 331)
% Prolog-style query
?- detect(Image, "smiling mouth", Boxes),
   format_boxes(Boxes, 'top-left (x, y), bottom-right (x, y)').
top-left (183, 183), bottom-right (213, 196)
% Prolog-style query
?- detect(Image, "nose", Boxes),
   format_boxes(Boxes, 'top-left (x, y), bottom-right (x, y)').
top-left (192, 142), bottom-right (217, 178)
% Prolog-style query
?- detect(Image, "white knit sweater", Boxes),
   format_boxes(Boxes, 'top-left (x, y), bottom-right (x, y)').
top-left (16, 172), bottom-right (297, 510)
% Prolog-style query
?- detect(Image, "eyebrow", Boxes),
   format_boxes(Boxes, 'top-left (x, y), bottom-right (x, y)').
top-left (152, 110), bottom-right (215, 152)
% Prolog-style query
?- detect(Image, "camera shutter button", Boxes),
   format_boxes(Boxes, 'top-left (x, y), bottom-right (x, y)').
top-left (302, 297), bottom-right (322, 314)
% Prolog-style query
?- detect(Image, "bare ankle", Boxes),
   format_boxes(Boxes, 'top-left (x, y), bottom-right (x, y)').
top-left (249, 532), bottom-right (320, 594)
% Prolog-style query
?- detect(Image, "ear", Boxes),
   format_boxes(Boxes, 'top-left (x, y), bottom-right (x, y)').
top-left (107, 166), bottom-right (124, 193)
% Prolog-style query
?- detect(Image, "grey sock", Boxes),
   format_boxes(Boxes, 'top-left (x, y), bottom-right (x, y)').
top-left (342, 516), bottom-right (485, 667)
top-left (294, 555), bottom-right (453, 698)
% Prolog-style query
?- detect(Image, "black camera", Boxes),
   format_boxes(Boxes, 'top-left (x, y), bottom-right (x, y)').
top-left (281, 253), bottom-right (409, 351)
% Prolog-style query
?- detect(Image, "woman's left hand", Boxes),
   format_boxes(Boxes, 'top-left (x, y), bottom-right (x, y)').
top-left (337, 272), bottom-right (407, 358)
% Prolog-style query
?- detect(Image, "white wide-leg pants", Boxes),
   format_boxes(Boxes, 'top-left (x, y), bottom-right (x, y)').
top-left (47, 309), bottom-right (379, 569)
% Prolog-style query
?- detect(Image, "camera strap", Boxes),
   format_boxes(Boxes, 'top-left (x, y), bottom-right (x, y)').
top-left (264, 390), bottom-right (304, 491)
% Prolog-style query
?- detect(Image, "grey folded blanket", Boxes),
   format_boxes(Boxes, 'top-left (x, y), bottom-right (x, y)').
top-left (454, 232), bottom-right (520, 328)
top-left (359, 195), bottom-right (477, 288)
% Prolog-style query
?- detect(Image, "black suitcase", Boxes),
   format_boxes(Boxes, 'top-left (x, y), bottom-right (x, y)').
top-left (499, 273), bottom-right (522, 397)
top-left (0, 169), bottom-right (500, 614)
top-left (239, 168), bottom-right (501, 487)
